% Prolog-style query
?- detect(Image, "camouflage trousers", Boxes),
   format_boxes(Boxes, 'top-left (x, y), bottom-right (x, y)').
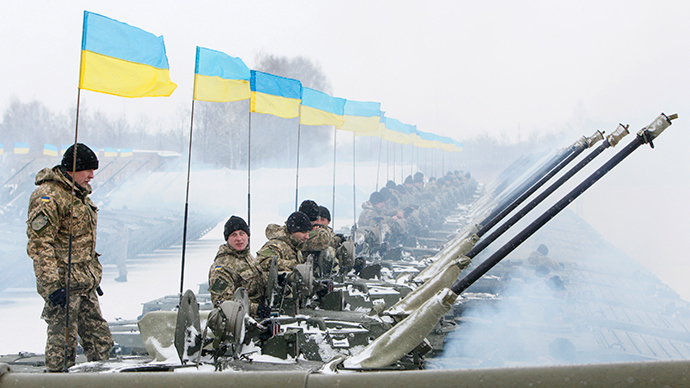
top-left (41, 290), bottom-right (114, 371)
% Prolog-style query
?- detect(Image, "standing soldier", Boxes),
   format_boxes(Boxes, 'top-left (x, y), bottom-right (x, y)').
top-left (208, 216), bottom-right (264, 315)
top-left (26, 143), bottom-right (113, 372)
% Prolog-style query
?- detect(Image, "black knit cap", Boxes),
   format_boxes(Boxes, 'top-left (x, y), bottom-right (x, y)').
top-left (414, 172), bottom-right (424, 183)
top-left (404, 175), bottom-right (413, 184)
top-left (379, 187), bottom-right (392, 201)
top-left (286, 211), bottom-right (312, 234)
top-left (298, 200), bottom-right (320, 221)
top-left (386, 180), bottom-right (396, 189)
top-left (61, 143), bottom-right (99, 171)
top-left (224, 215), bottom-right (250, 240)
top-left (319, 205), bottom-right (331, 222)
top-left (369, 191), bottom-right (384, 205)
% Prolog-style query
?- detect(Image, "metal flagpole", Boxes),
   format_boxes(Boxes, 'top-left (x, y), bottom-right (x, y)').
top-left (179, 99), bottom-right (196, 296)
top-left (375, 135), bottom-right (383, 191)
top-left (63, 87), bottom-right (82, 372)
top-left (295, 122), bottom-right (302, 211)
top-left (331, 127), bottom-right (337, 229)
top-left (352, 132), bottom-right (357, 240)
top-left (247, 110), bottom-right (252, 226)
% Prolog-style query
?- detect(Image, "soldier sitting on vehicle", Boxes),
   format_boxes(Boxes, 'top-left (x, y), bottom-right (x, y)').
top-left (300, 200), bottom-right (341, 277)
top-left (256, 211), bottom-right (313, 314)
top-left (208, 216), bottom-right (265, 316)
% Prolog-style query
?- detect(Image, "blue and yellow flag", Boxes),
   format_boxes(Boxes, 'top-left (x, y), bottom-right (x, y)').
top-left (300, 88), bottom-right (345, 127)
top-left (104, 147), bottom-right (118, 157)
top-left (79, 11), bottom-right (177, 98)
top-left (43, 144), bottom-right (58, 156)
top-left (120, 148), bottom-right (133, 157)
top-left (14, 142), bottom-right (29, 154)
top-left (0, 143), bottom-right (3, 155)
top-left (412, 129), bottom-right (442, 149)
top-left (382, 117), bottom-right (415, 145)
top-left (250, 71), bottom-right (302, 119)
top-left (194, 47), bottom-right (250, 102)
top-left (337, 100), bottom-right (381, 133)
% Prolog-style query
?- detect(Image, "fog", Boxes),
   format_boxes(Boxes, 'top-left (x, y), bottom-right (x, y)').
top-left (1, 0), bottom-right (690, 364)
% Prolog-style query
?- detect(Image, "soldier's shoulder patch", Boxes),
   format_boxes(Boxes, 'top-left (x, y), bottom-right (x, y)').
top-left (30, 211), bottom-right (50, 233)
top-left (40, 196), bottom-right (50, 203)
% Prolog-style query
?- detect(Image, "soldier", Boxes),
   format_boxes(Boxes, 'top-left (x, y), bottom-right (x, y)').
top-left (26, 143), bottom-right (113, 372)
top-left (300, 200), bottom-right (334, 256)
top-left (357, 191), bottom-right (386, 228)
top-left (208, 216), bottom-right (265, 315)
top-left (256, 211), bottom-right (312, 276)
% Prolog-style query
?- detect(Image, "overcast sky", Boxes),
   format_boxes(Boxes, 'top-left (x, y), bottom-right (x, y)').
top-left (2, 1), bottom-right (690, 299)
top-left (2, 0), bottom-right (689, 142)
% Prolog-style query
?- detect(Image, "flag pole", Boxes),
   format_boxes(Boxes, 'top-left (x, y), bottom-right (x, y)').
top-left (295, 122), bottom-right (302, 211)
top-left (375, 135), bottom-right (383, 191)
top-left (247, 110), bottom-right (252, 227)
top-left (352, 132), bottom-right (357, 240)
top-left (386, 141), bottom-right (390, 182)
top-left (400, 143), bottom-right (404, 184)
top-left (179, 99), bottom-right (196, 296)
top-left (63, 87), bottom-right (82, 372)
top-left (331, 127), bottom-right (337, 229)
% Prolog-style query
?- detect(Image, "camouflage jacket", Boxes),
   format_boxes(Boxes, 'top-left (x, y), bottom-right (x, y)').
top-left (256, 224), bottom-right (304, 275)
top-left (302, 224), bottom-right (337, 253)
top-left (26, 166), bottom-right (102, 301)
top-left (357, 201), bottom-right (383, 228)
top-left (208, 243), bottom-right (264, 307)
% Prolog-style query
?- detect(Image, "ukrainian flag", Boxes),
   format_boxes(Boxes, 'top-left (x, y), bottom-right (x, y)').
top-left (382, 117), bottom-right (415, 145)
top-left (194, 47), bottom-right (251, 102)
top-left (412, 129), bottom-right (442, 149)
top-left (43, 144), bottom-right (58, 156)
top-left (250, 71), bottom-right (302, 119)
top-left (104, 147), bottom-right (118, 157)
top-left (0, 143), bottom-right (3, 155)
top-left (14, 142), bottom-right (29, 154)
top-left (300, 88), bottom-right (345, 127)
top-left (79, 11), bottom-right (177, 98)
top-left (120, 148), bottom-right (133, 157)
top-left (337, 100), bottom-right (381, 133)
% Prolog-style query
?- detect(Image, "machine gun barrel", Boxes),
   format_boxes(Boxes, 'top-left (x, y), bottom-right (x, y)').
top-left (414, 132), bottom-right (602, 284)
top-left (451, 113), bottom-right (675, 296)
top-left (466, 125), bottom-right (626, 259)
top-left (344, 113), bottom-right (676, 370)
top-left (476, 130), bottom-right (604, 238)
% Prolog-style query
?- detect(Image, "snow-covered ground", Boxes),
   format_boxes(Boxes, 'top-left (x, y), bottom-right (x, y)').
top-left (2, 139), bottom-right (689, 356)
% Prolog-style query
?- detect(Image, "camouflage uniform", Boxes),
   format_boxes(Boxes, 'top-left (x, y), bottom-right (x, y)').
top-left (303, 224), bottom-right (340, 276)
top-left (208, 243), bottom-right (265, 314)
top-left (26, 166), bottom-right (113, 371)
top-left (256, 224), bottom-right (305, 275)
top-left (357, 201), bottom-right (383, 228)
top-left (302, 224), bottom-right (336, 252)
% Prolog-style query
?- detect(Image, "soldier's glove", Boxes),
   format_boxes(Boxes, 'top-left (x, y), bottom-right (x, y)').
top-left (257, 302), bottom-right (272, 319)
top-left (48, 288), bottom-right (67, 308)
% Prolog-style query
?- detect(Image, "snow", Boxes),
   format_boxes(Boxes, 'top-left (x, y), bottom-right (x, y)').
top-left (0, 162), bottom-right (381, 355)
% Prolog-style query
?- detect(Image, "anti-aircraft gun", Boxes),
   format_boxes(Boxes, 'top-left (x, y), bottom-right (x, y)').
top-left (95, 113), bottom-right (680, 374)
top-left (337, 113), bottom-right (677, 370)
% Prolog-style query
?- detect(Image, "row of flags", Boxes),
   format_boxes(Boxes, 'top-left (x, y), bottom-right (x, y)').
top-left (78, 11), bottom-right (463, 153)
top-left (0, 143), bottom-right (133, 157)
